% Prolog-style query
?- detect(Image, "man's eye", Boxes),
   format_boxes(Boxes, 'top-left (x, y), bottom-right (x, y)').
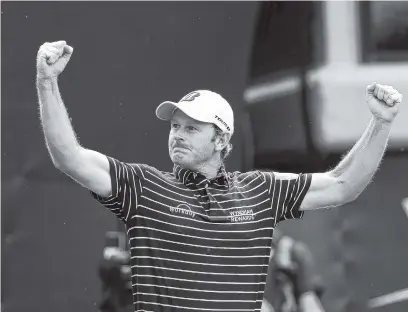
top-left (187, 126), bottom-right (197, 131)
top-left (171, 124), bottom-right (179, 129)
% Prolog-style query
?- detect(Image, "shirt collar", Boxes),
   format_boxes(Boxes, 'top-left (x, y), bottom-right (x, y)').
top-left (173, 164), bottom-right (229, 187)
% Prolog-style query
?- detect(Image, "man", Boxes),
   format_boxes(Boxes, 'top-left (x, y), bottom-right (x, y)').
top-left (261, 229), bottom-right (325, 312)
top-left (36, 40), bottom-right (402, 312)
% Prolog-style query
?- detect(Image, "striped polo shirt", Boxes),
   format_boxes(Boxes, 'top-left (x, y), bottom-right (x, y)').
top-left (91, 156), bottom-right (312, 312)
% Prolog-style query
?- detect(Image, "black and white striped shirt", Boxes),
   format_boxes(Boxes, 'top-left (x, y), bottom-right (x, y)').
top-left (91, 157), bottom-right (312, 312)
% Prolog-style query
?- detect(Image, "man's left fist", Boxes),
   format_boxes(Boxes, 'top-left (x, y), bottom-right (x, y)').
top-left (366, 83), bottom-right (402, 123)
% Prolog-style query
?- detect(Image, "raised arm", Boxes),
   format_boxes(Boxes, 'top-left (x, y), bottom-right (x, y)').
top-left (36, 41), bottom-right (111, 197)
top-left (275, 83), bottom-right (403, 211)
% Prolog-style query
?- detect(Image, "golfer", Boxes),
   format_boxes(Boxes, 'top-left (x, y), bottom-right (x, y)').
top-left (36, 41), bottom-right (403, 312)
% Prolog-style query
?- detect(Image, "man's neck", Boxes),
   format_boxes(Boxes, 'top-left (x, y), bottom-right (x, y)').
top-left (195, 159), bottom-right (223, 179)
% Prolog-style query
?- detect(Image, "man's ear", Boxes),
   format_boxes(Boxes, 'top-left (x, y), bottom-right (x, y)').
top-left (215, 133), bottom-right (231, 151)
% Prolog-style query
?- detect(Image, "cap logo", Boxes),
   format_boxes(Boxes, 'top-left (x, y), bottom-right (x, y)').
top-left (215, 115), bottom-right (231, 132)
top-left (180, 91), bottom-right (201, 102)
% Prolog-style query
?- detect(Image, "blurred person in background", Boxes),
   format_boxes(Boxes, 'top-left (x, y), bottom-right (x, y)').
top-left (98, 232), bottom-right (132, 312)
top-left (261, 229), bottom-right (325, 312)
top-left (98, 245), bottom-right (132, 312)
top-left (36, 40), bottom-right (402, 312)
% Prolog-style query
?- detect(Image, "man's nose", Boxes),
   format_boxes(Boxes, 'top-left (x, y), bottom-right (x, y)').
top-left (174, 135), bottom-right (185, 143)
top-left (173, 129), bottom-right (186, 141)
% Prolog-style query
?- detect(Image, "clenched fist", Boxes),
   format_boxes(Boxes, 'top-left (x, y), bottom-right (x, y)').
top-left (36, 40), bottom-right (73, 80)
top-left (366, 83), bottom-right (403, 123)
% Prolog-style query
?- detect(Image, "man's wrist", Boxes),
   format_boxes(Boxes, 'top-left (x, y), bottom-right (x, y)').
top-left (372, 114), bottom-right (395, 127)
top-left (36, 75), bottom-right (58, 90)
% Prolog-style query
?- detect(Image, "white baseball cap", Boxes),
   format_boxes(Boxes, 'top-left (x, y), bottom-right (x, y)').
top-left (155, 90), bottom-right (234, 134)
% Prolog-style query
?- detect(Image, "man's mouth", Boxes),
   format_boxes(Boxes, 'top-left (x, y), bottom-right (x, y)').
top-left (173, 144), bottom-right (190, 151)
top-left (173, 146), bottom-right (189, 152)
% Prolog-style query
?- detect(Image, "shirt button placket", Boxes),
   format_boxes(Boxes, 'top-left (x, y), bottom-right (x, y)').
top-left (204, 181), bottom-right (211, 213)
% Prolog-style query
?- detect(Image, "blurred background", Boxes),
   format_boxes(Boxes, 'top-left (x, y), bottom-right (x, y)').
top-left (2, 1), bottom-right (408, 312)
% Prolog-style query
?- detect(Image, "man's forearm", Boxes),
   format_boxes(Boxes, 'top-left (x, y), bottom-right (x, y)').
top-left (331, 116), bottom-right (392, 200)
top-left (37, 77), bottom-right (81, 167)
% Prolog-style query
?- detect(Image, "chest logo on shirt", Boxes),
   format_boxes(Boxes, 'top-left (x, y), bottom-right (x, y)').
top-left (230, 209), bottom-right (254, 222)
top-left (170, 204), bottom-right (196, 218)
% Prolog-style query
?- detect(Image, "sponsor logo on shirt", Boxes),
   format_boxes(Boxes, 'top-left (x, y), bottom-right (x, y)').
top-left (170, 204), bottom-right (196, 218)
top-left (230, 208), bottom-right (254, 222)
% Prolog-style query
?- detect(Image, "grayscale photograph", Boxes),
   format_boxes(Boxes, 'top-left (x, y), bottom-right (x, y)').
top-left (2, 2), bottom-right (408, 312)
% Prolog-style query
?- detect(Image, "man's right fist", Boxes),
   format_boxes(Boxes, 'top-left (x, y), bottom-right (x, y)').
top-left (36, 40), bottom-right (73, 80)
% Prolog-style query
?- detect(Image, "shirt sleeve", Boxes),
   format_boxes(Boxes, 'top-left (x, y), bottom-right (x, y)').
top-left (90, 156), bottom-right (146, 224)
top-left (263, 171), bottom-right (312, 224)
